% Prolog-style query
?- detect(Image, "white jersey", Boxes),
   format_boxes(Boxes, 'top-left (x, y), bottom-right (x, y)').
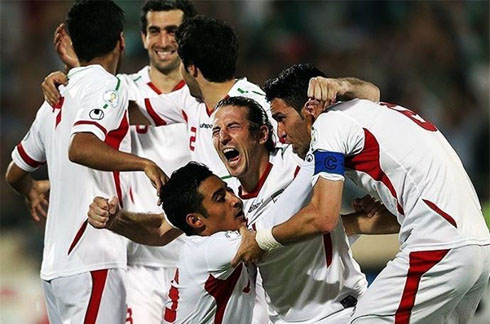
top-left (310, 99), bottom-right (490, 251)
top-left (163, 232), bottom-right (256, 324)
top-left (142, 78), bottom-right (270, 177)
top-left (120, 66), bottom-right (190, 267)
top-left (227, 147), bottom-right (367, 323)
top-left (12, 65), bottom-right (130, 280)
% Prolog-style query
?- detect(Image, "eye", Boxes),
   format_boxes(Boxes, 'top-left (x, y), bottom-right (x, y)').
top-left (212, 129), bottom-right (220, 137)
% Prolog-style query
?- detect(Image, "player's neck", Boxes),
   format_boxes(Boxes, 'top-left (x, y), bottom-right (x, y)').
top-left (148, 65), bottom-right (183, 94)
top-left (201, 79), bottom-right (236, 113)
top-left (239, 151), bottom-right (270, 194)
top-left (81, 52), bottom-right (119, 75)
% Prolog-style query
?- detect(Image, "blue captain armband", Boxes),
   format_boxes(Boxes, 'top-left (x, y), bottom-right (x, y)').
top-left (314, 151), bottom-right (345, 176)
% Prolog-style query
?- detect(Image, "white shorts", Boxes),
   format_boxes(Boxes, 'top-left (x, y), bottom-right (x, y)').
top-left (351, 244), bottom-right (490, 324)
top-left (125, 264), bottom-right (175, 324)
top-left (42, 268), bottom-right (127, 324)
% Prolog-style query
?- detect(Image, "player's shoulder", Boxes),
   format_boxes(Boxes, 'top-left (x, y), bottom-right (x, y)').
top-left (230, 78), bottom-right (266, 99)
top-left (118, 66), bottom-right (149, 85)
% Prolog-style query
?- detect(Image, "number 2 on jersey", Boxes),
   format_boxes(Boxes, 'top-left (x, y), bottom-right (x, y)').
top-left (189, 126), bottom-right (197, 151)
top-left (380, 102), bottom-right (437, 132)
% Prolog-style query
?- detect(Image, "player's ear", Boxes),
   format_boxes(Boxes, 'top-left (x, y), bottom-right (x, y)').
top-left (188, 64), bottom-right (199, 78)
top-left (186, 213), bottom-right (205, 230)
top-left (141, 31), bottom-right (148, 49)
top-left (118, 32), bottom-right (126, 52)
top-left (258, 125), bottom-right (270, 145)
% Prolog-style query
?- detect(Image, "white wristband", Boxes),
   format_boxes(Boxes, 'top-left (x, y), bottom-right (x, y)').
top-left (256, 228), bottom-right (283, 252)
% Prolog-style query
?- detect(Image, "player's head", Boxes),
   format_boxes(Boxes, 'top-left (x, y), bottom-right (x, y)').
top-left (66, 0), bottom-right (125, 67)
top-left (161, 162), bottom-right (245, 236)
top-left (213, 96), bottom-right (274, 179)
top-left (176, 16), bottom-right (239, 100)
top-left (264, 64), bottom-right (326, 158)
top-left (140, 0), bottom-right (197, 74)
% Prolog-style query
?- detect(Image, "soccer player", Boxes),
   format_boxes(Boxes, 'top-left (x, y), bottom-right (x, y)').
top-left (234, 63), bottom-right (490, 324)
top-left (4, 1), bottom-right (167, 323)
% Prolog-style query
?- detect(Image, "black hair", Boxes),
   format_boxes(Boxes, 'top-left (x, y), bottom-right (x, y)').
top-left (160, 162), bottom-right (213, 236)
top-left (140, 0), bottom-right (197, 34)
top-left (264, 63), bottom-right (326, 113)
top-left (66, 0), bottom-right (125, 62)
top-left (176, 15), bottom-right (238, 82)
top-left (216, 96), bottom-right (276, 152)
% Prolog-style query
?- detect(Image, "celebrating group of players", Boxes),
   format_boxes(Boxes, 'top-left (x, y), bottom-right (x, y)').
top-left (5, 0), bottom-right (490, 324)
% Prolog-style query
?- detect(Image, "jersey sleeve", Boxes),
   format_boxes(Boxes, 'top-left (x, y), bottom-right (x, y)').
top-left (310, 112), bottom-right (364, 185)
top-left (204, 231), bottom-right (242, 280)
top-left (139, 88), bottom-right (188, 127)
top-left (11, 103), bottom-right (49, 172)
top-left (71, 76), bottom-right (129, 140)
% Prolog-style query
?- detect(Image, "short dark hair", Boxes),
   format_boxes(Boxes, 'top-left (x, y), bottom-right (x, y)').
top-left (264, 63), bottom-right (326, 113)
top-left (160, 162), bottom-right (213, 236)
top-left (216, 96), bottom-right (275, 152)
top-left (140, 0), bottom-right (197, 34)
top-left (176, 15), bottom-right (238, 82)
top-left (66, 0), bottom-right (125, 62)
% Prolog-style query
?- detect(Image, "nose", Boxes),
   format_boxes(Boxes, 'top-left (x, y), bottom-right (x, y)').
top-left (277, 124), bottom-right (287, 143)
top-left (157, 31), bottom-right (172, 47)
top-left (219, 129), bottom-right (231, 145)
top-left (229, 191), bottom-right (242, 209)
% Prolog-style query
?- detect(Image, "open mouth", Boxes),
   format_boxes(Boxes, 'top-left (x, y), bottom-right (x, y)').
top-left (155, 48), bottom-right (176, 59)
top-left (223, 147), bottom-right (240, 162)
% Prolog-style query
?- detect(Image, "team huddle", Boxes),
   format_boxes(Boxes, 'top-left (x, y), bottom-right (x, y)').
top-left (5, 0), bottom-right (490, 324)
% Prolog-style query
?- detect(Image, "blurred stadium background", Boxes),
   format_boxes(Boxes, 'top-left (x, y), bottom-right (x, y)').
top-left (0, 1), bottom-right (488, 323)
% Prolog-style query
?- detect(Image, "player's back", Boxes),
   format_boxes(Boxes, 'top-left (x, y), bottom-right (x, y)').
top-left (319, 99), bottom-right (489, 249)
top-left (163, 232), bottom-right (255, 324)
top-left (39, 65), bottom-right (128, 280)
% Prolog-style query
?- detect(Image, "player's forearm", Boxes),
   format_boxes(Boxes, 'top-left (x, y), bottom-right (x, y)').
top-left (5, 161), bottom-right (33, 197)
top-left (69, 132), bottom-right (152, 172)
top-left (343, 209), bottom-right (400, 235)
top-left (108, 211), bottom-right (181, 246)
top-left (338, 78), bottom-right (380, 102)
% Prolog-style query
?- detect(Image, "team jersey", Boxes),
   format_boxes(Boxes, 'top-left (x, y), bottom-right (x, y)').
top-left (141, 78), bottom-right (270, 178)
top-left (227, 147), bottom-right (367, 324)
top-left (12, 65), bottom-right (130, 280)
top-left (163, 232), bottom-right (256, 324)
top-left (119, 66), bottom-right (190, 267)
top-left (310, 99), bottom-right (490, 251)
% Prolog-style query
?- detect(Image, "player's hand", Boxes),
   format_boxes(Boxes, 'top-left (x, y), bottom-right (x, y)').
top-left (42, 71), bottom-right (68, 106)
top-left (53, 23), bottom-right (79, 69)
top-left (143, 161), bottom-right (169, 198)
top-left (352, 194), bottom-right (383, 218)
top-left (25, 180), bottom-right (50, 222)
top-left (231, 227), bottom-right (266, 267)
top-left (307, 77), bottom-right (347, 107)
top-left (87, 196), bottom-right (119, 229)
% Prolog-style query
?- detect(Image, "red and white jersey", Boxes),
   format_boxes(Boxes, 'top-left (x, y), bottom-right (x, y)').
top-left (142, 78), bottom-right (270, 177)
top-left (310, 99), bottom-right (490, 251)
top-left (227, 147), bottom-right (367, 323)
top-left (120, 66), bottom-right (190, 267)
top-left (12, 65), bottom-right (130, 280)
top-left (163, 232), bottom-right (256, 324)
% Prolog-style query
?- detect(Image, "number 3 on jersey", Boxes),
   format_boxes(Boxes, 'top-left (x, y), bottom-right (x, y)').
top-left (189, 126), bottom-right (197, 151)
top-left (380, 102), bottom-right (437, 132)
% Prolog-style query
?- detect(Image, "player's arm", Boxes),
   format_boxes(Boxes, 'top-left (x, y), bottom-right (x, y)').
top-left (308, 77), bottom-right (380, 104)
top-left (88, 196), bottom-right (182, 246)
top-left (5, 161), bottom-right (49, 222)
top-left (69, 132), bottom-right (167, 192)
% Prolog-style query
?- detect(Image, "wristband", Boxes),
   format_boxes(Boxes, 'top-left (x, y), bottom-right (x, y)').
top-left (256, 228), bottom-right (283, 252)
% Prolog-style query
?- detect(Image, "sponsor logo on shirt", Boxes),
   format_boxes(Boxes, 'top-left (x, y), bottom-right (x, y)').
top-left (103, 90), bottom-right (119, 108)
top-left (248, 199), bottom-right (264, 214)
top-left (200, 123), bottom-right (213, 129)
top-left (89, 109), bottom-right (105, 120)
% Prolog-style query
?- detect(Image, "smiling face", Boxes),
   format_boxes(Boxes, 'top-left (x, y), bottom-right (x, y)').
top-left (142, 10), bottom-right (183, 74)
top-left (270, 98), bottom-right (311, 159)
top-left (212, 105), bottom-right (269, 179)
top-left (189, 175), bottom-right (246, 235)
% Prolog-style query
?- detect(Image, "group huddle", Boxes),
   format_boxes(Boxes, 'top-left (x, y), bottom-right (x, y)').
top-left (6, 1), bottom-right (489, 324)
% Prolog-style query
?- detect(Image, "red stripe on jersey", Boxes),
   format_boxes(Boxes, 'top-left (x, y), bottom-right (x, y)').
top-left (68, 220), bottom-right (88, 255)
top-left (105, 112), bottom-right (129, 209)
top-left (204, 264), bottom-right (244, 324)
top-left (182, 110), bottom-right (188, 123)
top-left (83, 269), bottom-right (109, 324)
top-left (395, 249), bottom-right (449, 324)
top-left (52, 97), bottom-right (65, 128)
top-left (239, 163), bottom-right (273, 199)
top-left (129, 187), bottom-right (135, 204)
top-left (73, 121), bottom-right (108, 136)
top-left (323, 233), bottom-right (333, 267)
top-left (135, 125), bottom-right (148, 134)
top-left (16, 143), bottom-right (45, 168)
top-left (345, 129), bottom-right (403, 214)
top-left (173, 80), bottom-right (186, 91)
top-left (144, 98), bottom-right (167, 126)
top-left (293, 166), bottom-right (301, 178)
top-left (423, 199), bottom-right (457, 228)
top-left (164, 269), bottom-right (180, 323)
top-left (147, 82), bottom-right (162, 95)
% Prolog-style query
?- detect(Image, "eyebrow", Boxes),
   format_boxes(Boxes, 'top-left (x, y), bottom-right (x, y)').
top-left (211, 187), bottom-right (226, 201)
